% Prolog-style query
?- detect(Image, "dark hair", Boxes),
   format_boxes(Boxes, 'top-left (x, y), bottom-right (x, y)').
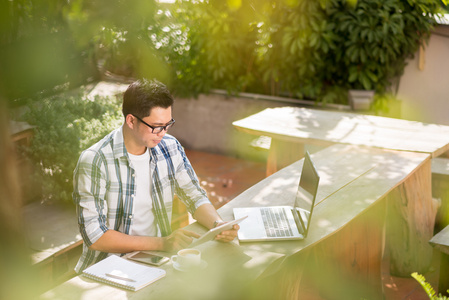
top-left (122, 79), bottom-right (174, 118)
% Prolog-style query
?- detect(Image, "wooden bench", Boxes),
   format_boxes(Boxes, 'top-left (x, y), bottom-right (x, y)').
top-left (23, 203), bottom-right (83, 293)
top-left (430, 225), bottom-right (449, 296)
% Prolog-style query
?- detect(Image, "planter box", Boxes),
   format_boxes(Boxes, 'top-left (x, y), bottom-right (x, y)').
top-left (348, 90), bottom-right (375, 111)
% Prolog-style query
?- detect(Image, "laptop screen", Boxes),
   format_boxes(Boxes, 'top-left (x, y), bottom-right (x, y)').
top-left (292, 151), bottom-right (320, 237)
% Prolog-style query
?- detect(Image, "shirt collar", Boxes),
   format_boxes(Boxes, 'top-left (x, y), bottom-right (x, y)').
top-left (112, 125), bottom-right (128, 159)
top-left (112, 125), bottom-right (168, 161)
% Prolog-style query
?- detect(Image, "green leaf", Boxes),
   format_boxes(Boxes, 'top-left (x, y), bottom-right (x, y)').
top-left (411, 273), bottom-right (437, 299)
top-left (348, 70), bottom-right (358, 83)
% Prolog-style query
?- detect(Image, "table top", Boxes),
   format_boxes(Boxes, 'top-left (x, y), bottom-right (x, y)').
top-left (218, 144), bottom-right (430, 255)
top-left (232, 107), bottom-right (449, 158)
top-left (40, 144), bottom-right (430, 300)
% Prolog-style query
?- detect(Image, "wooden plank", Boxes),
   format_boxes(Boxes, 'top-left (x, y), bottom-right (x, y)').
top-left (233, 107), bottom-right (449, 158)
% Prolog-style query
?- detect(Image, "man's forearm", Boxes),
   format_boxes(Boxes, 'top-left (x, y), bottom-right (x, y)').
top-left (192, 203), bottom-right (223, 229)
top-left (89, 230), bottom-right (164, 253)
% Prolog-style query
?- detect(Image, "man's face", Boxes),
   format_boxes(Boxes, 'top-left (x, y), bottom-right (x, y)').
top-left (134, 106), bottom-right (173, 149)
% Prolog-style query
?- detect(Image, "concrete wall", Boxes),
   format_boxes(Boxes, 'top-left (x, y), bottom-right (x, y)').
top-left (169, 93), bottom-right (286, 161)
top-left (397, 25), bottom-right (449, 126)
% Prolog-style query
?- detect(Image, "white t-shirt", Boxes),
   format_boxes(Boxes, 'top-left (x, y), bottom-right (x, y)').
top-left (128, 148), bottom-right (157, 237)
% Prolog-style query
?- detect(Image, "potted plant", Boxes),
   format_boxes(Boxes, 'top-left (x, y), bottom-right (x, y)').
top-left (348, 89), bottom-right (375, 111)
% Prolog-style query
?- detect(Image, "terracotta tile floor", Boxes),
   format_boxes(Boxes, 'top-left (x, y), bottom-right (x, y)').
top-left (185, 149), bottom-right (443, 300)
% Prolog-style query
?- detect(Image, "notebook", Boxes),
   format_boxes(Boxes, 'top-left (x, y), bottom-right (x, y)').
top-left (82, 255), bottom-right (166, 291)
top-left (233, 151), bottom-right (320, 242)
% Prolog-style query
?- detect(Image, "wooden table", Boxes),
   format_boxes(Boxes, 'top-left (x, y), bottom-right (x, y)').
top-left (40, 145), bottom-right (430, 300)
top-left (233, 106), bottom-right (449, 174)
top-left (233, 106), bottom-right (448, 277)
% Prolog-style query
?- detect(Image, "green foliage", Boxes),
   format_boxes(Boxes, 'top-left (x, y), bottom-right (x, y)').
top-left (2, 0), bottom-right (444, 107)
top-left (21, 91), bottom-right (122, 204)
top-left (411, 272), bottom-right (449, 300)
top-left (0, 0), bottom-right (98, 102)
top-left (64, 0), bottom-right (169, 81)
top-left (149, 0), bottom-right (262, 97)
top-left (147, 0), bottom-right (441, 105)
top-left (325, 0), bottom-right (438, 95)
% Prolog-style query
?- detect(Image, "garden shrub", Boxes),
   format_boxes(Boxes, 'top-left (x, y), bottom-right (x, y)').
top-left (21, 91), bottom-right (122, 205)
top-left (147, 0), bottom-right (442, 105)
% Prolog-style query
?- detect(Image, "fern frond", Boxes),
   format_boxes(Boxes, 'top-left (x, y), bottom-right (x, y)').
top-left (411, 272), bottom-right (437, 299)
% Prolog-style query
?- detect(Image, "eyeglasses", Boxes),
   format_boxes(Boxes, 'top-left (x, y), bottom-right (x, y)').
top-left (132, 114), bottom-right (175, 134)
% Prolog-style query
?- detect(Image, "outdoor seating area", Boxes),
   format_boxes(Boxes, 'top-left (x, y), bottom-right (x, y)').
top-left (11, 80), bottom-right (448, 300)
top-left (3, 2), bottom-right (449, 299)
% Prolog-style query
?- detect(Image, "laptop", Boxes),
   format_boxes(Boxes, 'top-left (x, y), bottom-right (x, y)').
top-left (233, 151), bottom-right (320, 242)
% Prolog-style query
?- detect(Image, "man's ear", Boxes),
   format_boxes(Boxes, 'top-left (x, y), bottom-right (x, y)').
top-left (125, 114), bottom-right (135, 129)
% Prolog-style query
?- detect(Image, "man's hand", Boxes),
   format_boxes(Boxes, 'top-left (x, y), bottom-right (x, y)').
top-left (162, 229), bottom-right (200, 252)
top-left (214, 224), bottom-right (240, 243)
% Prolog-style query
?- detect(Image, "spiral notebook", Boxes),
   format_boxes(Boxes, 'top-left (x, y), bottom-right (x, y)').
top-left (82, 255), bottom-right (166, 291)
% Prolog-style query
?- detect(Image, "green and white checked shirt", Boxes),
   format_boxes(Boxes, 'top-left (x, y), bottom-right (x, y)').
top-left (73, 126), bottom-right (210, 272)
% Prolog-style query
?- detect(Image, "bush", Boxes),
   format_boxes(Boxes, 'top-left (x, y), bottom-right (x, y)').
top-left (148, 0), bottom-right (441, 105)
top-left (21, 91), bottom-right (122, 204)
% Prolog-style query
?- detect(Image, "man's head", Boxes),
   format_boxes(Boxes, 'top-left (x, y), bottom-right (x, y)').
top-left (122, 79), bottom-right (175, 153)
top-left (122, 79), bottom-right (174, 119)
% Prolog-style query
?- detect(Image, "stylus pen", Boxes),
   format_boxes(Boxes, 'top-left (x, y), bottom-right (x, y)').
top-left (105, 273), bottom-right (136, 282)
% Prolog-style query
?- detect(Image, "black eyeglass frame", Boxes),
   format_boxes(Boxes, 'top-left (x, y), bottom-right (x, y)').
top-left (132, 114), bottom-right (175, 134)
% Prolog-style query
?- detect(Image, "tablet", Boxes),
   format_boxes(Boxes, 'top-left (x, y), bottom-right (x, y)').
top-left (189, 216), bottom-right (248, 247)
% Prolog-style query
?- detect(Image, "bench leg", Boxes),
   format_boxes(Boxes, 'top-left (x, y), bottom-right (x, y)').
top-left (439, 252), bottom-right (449, 296)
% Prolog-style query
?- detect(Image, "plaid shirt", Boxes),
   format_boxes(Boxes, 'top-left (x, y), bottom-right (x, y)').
top-left (73, 126), bottom-right (210, 272)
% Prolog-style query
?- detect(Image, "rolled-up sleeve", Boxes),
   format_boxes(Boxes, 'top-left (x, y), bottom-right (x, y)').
top-left (73, 150), bottom-right (109, 247)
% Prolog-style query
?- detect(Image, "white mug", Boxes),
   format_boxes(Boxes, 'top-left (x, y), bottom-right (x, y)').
top-left (171, 248), bottom-right (201, 270)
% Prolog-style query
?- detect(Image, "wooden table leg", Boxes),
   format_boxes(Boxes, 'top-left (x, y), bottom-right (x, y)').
top-left (386, 159), bottom-right (440, 276)
top-left (309, 200), bottom-right (386, 300)
top-left (242, 250), bottom-right (311, 300)
top-left (266, 139), bottom-right (304, 176)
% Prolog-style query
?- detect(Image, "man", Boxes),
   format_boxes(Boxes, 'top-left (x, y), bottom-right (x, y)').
top-left (73, 79), bottom-right (238, 272)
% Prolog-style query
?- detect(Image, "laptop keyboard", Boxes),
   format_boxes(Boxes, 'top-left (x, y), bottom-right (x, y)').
top-left (261, 207), bottom-right (294, 237)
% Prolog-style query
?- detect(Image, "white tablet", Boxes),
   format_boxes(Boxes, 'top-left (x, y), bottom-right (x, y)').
top-left (189, 216), bottom-right (248, 247)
